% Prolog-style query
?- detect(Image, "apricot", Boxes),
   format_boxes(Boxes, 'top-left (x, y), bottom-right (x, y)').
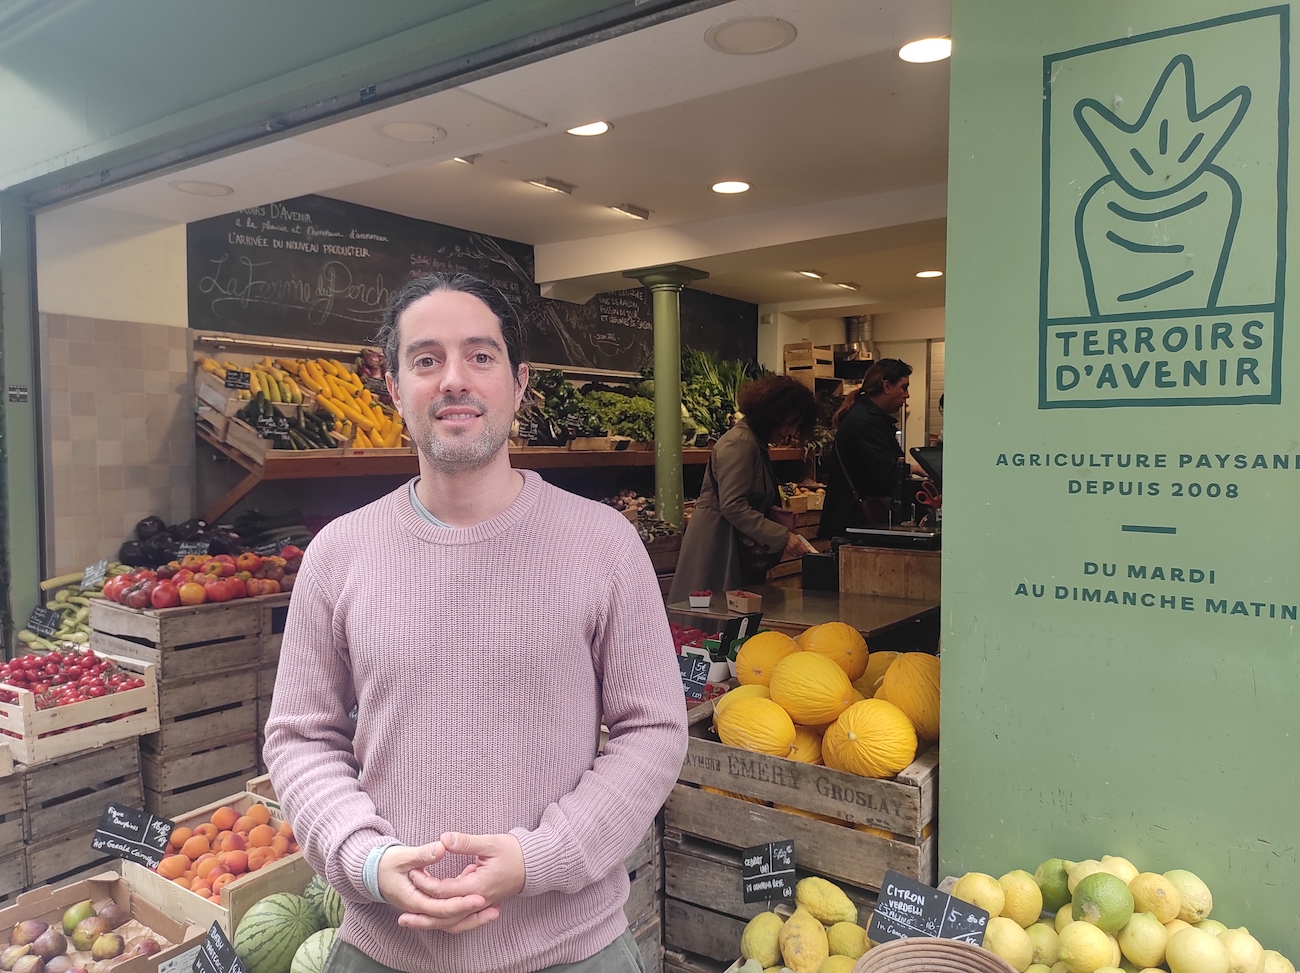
top-left (196, 858), bottom-right (224, 879)
top-left (171, 876), bottom-right (193, 889)
top-left (222, 831), bottom-right (247, 852)
top-left (233, 816), bottom-right (256, 835)
top-left (169, 827), bottom-right (193, 851)
top-left (246, 847), bottom-right (276, 872)
top-left (195, 852), bottom-right (217, 866)
top-left (248, 824), bottom-right (275, 848)
top-left (180, 835), bottom-right (211, 860)
top-left (277, 821), bottom-right (294, 840)
top-left (211, 873), bottom-right (235, 894)
top-left (246, 804), bottom-right (272, 827)
top-left (221, 850), bottom-right (249, 875)
top-left (189, 880), bottom-right (212, 896)
top-left (194, 823), bottom-right (219, 842)
top-left (210, 806), bottom-right (239, 832)
top-left (270, 835), bottom-right (289, 856)
top-left (158, 855), bottom-right (189, 879)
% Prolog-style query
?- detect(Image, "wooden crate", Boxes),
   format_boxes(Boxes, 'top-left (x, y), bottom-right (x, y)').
top-left (22, 738), bottom-right (143, 843)
top-left (26, 821), bottom-right (122, 890)
top-left (663, 949), bottom-right (732, 973)
top-left (142, 733), bottom-right (259, 818)
top-left (0, 655), bottom-right (158, 766)
top-left (258, 593), bottom-right (291, 666)
top-left (143, 664), bottom-right (259, 754)
top-left (122, 789), bottom-right (314, 933)
top-left (0, 755), bottom-right (22, 858)
top-left (839, 545), bottom-right (942, 602)
top-left (91, 599), bottom-right (264, 681)
top-left (645, 534), bottom-right (683, 574)
top-left (0, 852), bottom-right (25, 906)
top-left (194, 399), bottom-right (230, 441)
top-left (633, 914), bottom-right (663, 973)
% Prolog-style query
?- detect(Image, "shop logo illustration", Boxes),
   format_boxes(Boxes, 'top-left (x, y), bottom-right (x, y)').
top-left (1039, 8), bottom-right (1288, 408)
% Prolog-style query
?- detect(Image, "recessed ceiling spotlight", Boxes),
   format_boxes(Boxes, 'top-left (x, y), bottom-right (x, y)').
top-left (834, 282), bottom-right (861, 291)
top-left (712, 181), bottom-right (750, 194)
top-left (797, 270), bottom-right (824, 280)
top-left (375, 120), bottom-right (447, 143)
top-left (452, 154), bottom-right (479, 165)
top-left (526, 177), bottom-right (576, 195)
top-left (899, 37), bottom-right (951, 63)
top-left (705, 16), bottom-right (797, 55)
top-left (567, 121), bottom-right (611, 136)
top-left (170, 180), bottom-right (234, 196)
top-left (916, 270), bottom-right (944, 279)
top-left (610, 203), bottom-right (651, 220)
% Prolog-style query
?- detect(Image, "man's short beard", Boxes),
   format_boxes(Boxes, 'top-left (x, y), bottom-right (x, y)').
top-left (414, 395), bottom-right (510, 474)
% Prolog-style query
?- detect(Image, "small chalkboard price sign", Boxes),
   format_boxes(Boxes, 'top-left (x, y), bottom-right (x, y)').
top-left (91, 803), bottom-right (175, 869)
top-left (255, 541), bottom-right (283, 557)
top-left (81, 559), bottom-right (109, 589)
top-left (742, 839), bottom-right (796, 903)
top-left (867, 870), bottom-right (989, 946)
top-left (192, 923), bottom-right (243, 973)
top-left (177, 541), bottom-right (209, 557)
top-left (224, 370), bottom-right (251, 390)
top-left (256, 414), bottom-right (292, 446)
top-left (26, 607), bottom-right (62, 638)
top-left (677, 654), bottom-right (711, 700)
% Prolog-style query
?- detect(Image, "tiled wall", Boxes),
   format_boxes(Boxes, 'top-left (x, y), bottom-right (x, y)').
top-left (41, 314), bottom-right (194, 575)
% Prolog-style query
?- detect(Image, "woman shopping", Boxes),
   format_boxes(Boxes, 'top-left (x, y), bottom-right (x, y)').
top-left (817, 358), bottom-right (914, 538)
top-left (669, 375), bottom-right (819, 600)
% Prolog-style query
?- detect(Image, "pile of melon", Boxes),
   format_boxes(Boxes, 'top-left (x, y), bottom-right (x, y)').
top-left (233, 875), bottom-right (344, 973)
top-left (714, 622), bottom-right (939, 780)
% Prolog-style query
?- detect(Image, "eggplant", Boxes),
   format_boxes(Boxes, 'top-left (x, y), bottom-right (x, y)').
top-left (171, 519), bottom-right (208, 542)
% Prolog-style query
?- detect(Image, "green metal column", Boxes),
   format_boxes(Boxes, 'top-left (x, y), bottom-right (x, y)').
top-left (623, 264), bottom-right (707, 528)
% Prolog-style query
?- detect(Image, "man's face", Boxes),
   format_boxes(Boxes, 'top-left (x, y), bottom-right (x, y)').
top-left (386, 290), bottom-right (528, 475)
top-left (878, 375), bottom-right (911, 414)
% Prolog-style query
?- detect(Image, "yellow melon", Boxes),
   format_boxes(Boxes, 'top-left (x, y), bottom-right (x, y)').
top-left (715, 696), bottom-right (796, 757)
top-left (769, 652), bottom-right (855, 726)
top-left (713, 684), bottom-right (771, 721)
top-left (735, 631), bottom-right (800, 687)
top-left (822, 699), bottom-right (918, 778)
top-left (802, 621), bottom-right (869, 681)
top-left (789, 725), bottom-right (824, 764)
top-left (700, 784), bottom-right (766, 805)
top-left (794, 625), bottom-right (820, 649)
top-left (877, 652), bottom-right (940, 741)
top-left (853, 650), bottom-right (899, 696)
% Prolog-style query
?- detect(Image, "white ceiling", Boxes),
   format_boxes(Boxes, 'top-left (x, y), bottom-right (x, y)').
top-left (47, 0), bottom-right (951, 314)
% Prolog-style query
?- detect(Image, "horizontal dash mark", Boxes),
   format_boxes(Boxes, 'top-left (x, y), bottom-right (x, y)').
top-left (1121, 524), bottom-right (1177, 534)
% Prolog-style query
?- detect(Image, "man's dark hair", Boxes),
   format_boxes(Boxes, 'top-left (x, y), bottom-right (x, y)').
top-left (737, 374), bottom-right (819, 443)
top-left (375, 272), bottom-right (526, 383)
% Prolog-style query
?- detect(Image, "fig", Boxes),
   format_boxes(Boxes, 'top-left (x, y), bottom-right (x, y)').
top-left (128, 942), bottom-right (159, 958)
top-left (70, 920), bottom-right (108, 954)
top-left (28, 931), bottom-right (64, 963)
top-left (44, 958), bottom-right (73, 973)
top-left (8, 925), bottom-right (46, 949)
top-left (60, 904), bottom-right (93, 939)
top-left (89, 937), bottom-right (122, 963)
top-left (11, 957), bottom-right (43, 973)
top-left (1, 946), bottom-right (31, 970)
top-left (89, 907), bottom-right (125, 936)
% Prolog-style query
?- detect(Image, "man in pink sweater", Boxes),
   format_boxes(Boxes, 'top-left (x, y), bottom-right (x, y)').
top-left (263, 273), bottom-right (688, 973)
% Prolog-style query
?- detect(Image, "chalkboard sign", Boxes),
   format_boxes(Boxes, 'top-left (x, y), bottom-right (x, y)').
top-left (91, 803), bottom-right (175, 869)
top-left (27, 607), bottom-right (62, 638)
top-left (177, 541), bottom-right (209, 556)
top-left (867, 870), bottom-right (989, 946)
top-left (188, 195), bottom-right (757, 370)
top-left (677, 654), bottom-right (711, 700)
top-left (741, 839), bottom-right (795, 903)
top-left (255, 541), bottom-right (283, 557)
top-left (256, 414), bottom-right (292, 446)
top-left (224, 370), bottom-right (251, 390)
top-left (192, 922), bottom-right (243, 973)
top-left (81, 559), bottom-right (109, 589)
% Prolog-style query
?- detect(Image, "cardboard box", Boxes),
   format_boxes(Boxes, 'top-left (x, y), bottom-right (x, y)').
top-left (725, 590), bottom-right (763, 613)
top-left (0, 872), bottom-right (203, 973)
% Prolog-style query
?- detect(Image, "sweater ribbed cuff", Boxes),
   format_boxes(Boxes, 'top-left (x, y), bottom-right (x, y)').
top-left (335, 830), bottom-right (399, 902)
top-left (510, 826), bottom-right (574, 898)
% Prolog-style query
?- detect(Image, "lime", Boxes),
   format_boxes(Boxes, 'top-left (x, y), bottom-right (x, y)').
top-left (1036, 859), bottom-right (1073, 912)
top-left (1072, 873), bottom-right (1134, 934)
top-left (1001, 870), bottom-right (1046, 928)
top-left (1167, 928), bottom-right (1230, 973)
top-left (1058, 922), bottom-right (1116, 973)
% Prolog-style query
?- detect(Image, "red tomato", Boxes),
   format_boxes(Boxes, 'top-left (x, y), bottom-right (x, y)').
top-left (173, 569), bottom-right (195, 586)
top-left (226, 577), bottom-right (247, 599)
top-left (124, 584), bottom-right (151, 610)
top-left (150, 582), bottom-right (182, 610)
top-left (205, 579), bottom-right (234, 603)
top-left (236, 553), bottom-right (263, 574)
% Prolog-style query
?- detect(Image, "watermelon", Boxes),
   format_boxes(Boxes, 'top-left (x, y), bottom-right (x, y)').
top-left (304, 874), bottom-right (345, 928)
top-left (235, 893), bottom-right (324, 973)
top-left (291, 928), bottom-right (337, 973)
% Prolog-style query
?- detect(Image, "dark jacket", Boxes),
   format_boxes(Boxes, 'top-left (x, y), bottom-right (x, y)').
top-left (817, 396), bottom-right (904, 538)
top-left (669, 421), bottom-right (786, 601)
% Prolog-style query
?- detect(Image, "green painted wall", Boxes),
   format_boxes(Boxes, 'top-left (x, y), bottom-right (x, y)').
top-left (945, 0), bottom-right (1299, 949)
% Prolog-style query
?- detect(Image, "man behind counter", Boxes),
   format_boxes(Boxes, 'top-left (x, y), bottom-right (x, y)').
top-left (818, 358), bottom-right (915, 538)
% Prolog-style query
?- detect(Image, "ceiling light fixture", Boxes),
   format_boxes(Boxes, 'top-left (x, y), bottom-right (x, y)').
top-left (170, 180), bottom-right (234, 196)
top-left (712, 180), bottom-right (750, 194)
top-left (899, 37), bottom-right (952, 63)
top-left (375, 120), bottom-right (447, 143)
top-left (452, 154), bottom-right (479, 165)
top-left (567, 121), bottom-right (611, 136)
top-left (610, 203), bottom-right (651, 220)
top-left (704, 16), bottom-right (797, 55)
top-left (834, 282), bottom-right (861, 291)
top-left (526, 177), bottom-right (576, 195)
top-left (797, 270), bottom-right (824, 280)
top-left (916, 270), bottom-right (944, 279)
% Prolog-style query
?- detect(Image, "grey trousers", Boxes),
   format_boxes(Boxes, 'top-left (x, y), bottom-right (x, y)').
top-left (320, 929), bottom-right (645, 973)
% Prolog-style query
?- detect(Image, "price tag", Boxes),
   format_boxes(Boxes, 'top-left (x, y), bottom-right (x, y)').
top-left (867, 869), bottom-right (989, 946)
top-left (91, 802), bottom-right (175, 869)
top-left (223, 370), bottom-right (251, 390)
top-left (256, 414), bottom-right (292, 446)
top-left (517, 417), bottom-right (540, 443)
top-left (742, 839), bottom-right (796, 903)
top-left (177, 541), bottom-right (209, 556)
top-left (563, 413), bottom-right (587, 437)
top-left (255, 542), bottom-right (282, 557)
top-left (26, 607), bottom-right (62, 638)
top-left (677, 654), bottom-right (711, 701)
top-left (191, 922), bottom-right (244, 973)
top-left (81, 559), bottom-right (109, 589)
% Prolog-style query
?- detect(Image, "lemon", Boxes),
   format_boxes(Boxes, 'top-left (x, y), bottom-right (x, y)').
top-left (741, 913), bottom-right (785, 968)
top-left (1129, 873), bottom-right (1182, 924)
top-left (1036, 859), bottom-right (1073, 913)
top-left (954, 872), bottom-right (1005, 918)
top-left (1164, 870), bottom-right (1213, 922)
top-left (1051, 964), bottom-right (1072, 973)
top-left (1001, 870), bottom-right (1046, 928)
top-left (1118, 913), bottom-right (1169, 969)
top-left (1027, 922), bottom-right (1061, 965)
top-left (1072, 873), bottom-right (1134, 934)
top-left (986, 917), bottom-right (1035, 972)
top-left (1111, 936), bottom-right (1122, 967)
top-left (1167, 928), bottom-right (1230, 973)
top-left (779, 907), bottom-right (829, 973)
top-left (819, 958), bottom-right (856, 973)
top-left (1262, 952), bottom-right (1296, 973)
top-left (1094, 968), bottom-right (1125, 973)
top-left (795, 877), bottom-right (857, 925)
top-left (1217, 928), bottom-right (1265, 973)
top-left (1197, 921), bottom-right (1228, 937)
top-left (1028, 965), bottom-right (1052, 973)
top-left (825, 922), bottom-right (867, 959)
top-left (1059, 921), bottom-right (1116, 973)
top-left (1166, 920), bottom-right (1194, 938)
top-left (1119, 963), bottom-right (1139, 973)
top-left (1056, 905), bottom-right (1074, 933)
top-left (1100, 856), bottom-right (1140, 884)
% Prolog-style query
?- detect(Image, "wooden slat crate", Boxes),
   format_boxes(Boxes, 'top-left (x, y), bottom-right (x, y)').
top-left (22, 738), bottom-right (143, 843)
top-left (0, 852), bottom-right (25, 906)
top-left (91, 600), bottom-right (263, 681)
top-left (258, 594), bottom-right (291, 667)
top-left (27, 821), bottom-right (121, 890)
top-left (645, 534), bottom-right (683, 574)
top-left (624, 823), bottom-right (663, 973)
top-left (143, 664), bottom-right (259, 754)
top-left (663, 949), bottom-right (731, 973)
top-left (142, 733), bottom-right (259, 818)
top-left (0, 759), bottom-right (22, 858)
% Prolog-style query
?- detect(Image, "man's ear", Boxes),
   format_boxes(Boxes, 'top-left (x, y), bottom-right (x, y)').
top-left (514, 363), bottom-right (530, 409)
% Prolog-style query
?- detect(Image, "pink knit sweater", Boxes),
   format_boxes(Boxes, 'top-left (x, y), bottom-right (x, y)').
top-left (263, 471), bottom-right (688, 973)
